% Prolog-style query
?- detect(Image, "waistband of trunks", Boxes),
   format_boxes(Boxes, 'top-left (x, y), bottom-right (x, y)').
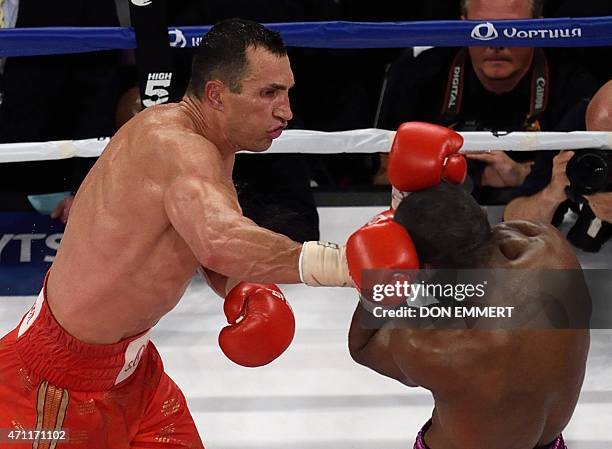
top-left (414, 420), bottom-right (567, 449)
top-left (13, 272), bottom-right (151, 392)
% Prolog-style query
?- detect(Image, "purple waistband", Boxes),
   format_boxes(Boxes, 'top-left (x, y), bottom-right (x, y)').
top-left (413, 420), bottom-right (567, 449)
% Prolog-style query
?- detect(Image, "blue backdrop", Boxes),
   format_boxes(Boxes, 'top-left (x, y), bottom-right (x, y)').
top-left (0, 213), bottom-right (64, 296)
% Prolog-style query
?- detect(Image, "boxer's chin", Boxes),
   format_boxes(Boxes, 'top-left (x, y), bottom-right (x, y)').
top-left (249, 139), bottom-right (274, 152)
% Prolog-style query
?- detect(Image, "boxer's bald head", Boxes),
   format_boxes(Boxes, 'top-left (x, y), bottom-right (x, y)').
top-left (586, 80), bottom-right (612, 131)
top-left (394, 183), bottom-right (494, 268)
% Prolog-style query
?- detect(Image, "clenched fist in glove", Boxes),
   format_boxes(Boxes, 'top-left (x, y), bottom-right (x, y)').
top-left (219, 282), bottom-right (295, 367)
top-left (389, 122), bottom-right (467, 209)
top-left (299, 210), bottom-right (419, 290)
top-left (346, 209), bottom-right (419, 291)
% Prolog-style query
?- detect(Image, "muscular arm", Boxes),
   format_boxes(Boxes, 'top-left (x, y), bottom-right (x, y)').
top-left (348, 304), bottom-right (416, 385)
top-left (163, 135), bottom-right (302, 284)
top-left (349, 303), bottom-right (498, 392)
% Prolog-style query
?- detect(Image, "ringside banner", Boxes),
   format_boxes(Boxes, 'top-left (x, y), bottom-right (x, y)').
top-left (0, 213), bottom-right (64, 296)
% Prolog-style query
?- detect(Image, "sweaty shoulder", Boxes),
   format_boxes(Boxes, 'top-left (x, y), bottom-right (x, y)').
top-left (493, 220), bottom-right (580, 269)
top-left (126, 104), bottom-right (221, 178)
top-left (130, 105), bottom-right (202, 147)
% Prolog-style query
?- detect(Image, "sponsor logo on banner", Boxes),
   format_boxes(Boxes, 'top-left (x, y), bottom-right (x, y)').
top-left (503, 27), bottom-right (582, 39)
top-left (142, 72), bottom-right (172, 108)
top-left (169, 29), bottom-right (187, 48)
top-left (470, 21), bottom-right (582, 42)
top-left (0, 233), bottom-right (62, 263)
top-left (130, 0), bottom-right (152, 6)
top-left (0, 213), bottom-right (64, 295)
top-left (471, 22), bottom-right (498, 41)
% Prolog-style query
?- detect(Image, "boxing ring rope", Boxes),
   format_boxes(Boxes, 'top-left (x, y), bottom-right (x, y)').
top-left (0, 131), bottom-right (611, 163)
top-left (1, 17), bottom-right (611, 161)
top-left (1, 16), bottom-right (612, 56)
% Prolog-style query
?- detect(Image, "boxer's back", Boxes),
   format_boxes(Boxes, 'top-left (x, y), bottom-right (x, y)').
top-left (399, 222), bottom-right (590, 449)
top-left (47, 104), bottom-right (220, 344)
top-left (418, 327), bottom-right (589, 449)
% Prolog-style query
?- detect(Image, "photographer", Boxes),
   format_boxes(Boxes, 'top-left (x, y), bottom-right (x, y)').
top-left (504, 80), bottom-right (612, 251)
top-left (378, 0), bottom-right (599, 204)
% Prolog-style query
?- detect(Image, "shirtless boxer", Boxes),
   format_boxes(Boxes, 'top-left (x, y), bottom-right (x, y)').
top-left (0, 17), bottom-right (469, 444)
top-left (0, 19), bottom-right (353, 449)
top-left (348, 183), bottom-right (590, 449)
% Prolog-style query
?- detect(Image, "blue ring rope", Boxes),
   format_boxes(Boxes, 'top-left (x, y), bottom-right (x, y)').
top-left (0, 16), bottom-right (611, 57)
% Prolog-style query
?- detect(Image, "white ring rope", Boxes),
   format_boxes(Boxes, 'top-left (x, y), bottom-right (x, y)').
top-left (0, 130), bottom-right (611, 163)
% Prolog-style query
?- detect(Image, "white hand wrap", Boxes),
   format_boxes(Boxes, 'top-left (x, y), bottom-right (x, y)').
top-left (299, 241), bottom-right (352, 287)
top-left (391, 186), bottom-right (412, 210)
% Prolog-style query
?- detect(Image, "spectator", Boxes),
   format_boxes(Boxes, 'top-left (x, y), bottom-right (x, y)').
top-left (379, 0), bottom-right (599, 204)
top-left (504, 80), bottom-right (612, 251)
top-left (0, 0), bottom-right (121, 213)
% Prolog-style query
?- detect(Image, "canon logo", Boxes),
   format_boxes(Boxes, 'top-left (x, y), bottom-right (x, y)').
top-left (535, 77), bottom-right (546, 110)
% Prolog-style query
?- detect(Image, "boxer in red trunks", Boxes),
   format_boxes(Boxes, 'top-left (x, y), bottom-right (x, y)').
top-left (0, 18), bottom-right (362, 448)
top-left (348, 183), bottom-right (590, 449)
top-left (0, 15), bottom-right (471, 443)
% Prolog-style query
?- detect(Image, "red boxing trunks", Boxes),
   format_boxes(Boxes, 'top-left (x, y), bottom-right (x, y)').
top-left (0, 276), bottom-right (205, 448)
top-left (413, 420), bottom-right (567, 449)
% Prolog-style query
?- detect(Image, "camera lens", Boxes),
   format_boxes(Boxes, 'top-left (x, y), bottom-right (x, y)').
top-left (566, 150), bottom-right (609, 195)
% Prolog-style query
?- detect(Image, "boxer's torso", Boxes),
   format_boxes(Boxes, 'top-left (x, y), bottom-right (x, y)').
top-left (413, 222), bottom-right (590, 448)
top-left (47, 103), bottom-right (236, 344)
top-left (421, 328), bottom-right (588, 449)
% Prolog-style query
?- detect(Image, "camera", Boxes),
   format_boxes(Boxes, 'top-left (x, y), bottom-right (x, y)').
top-left (565, 149), bottom-right (612, 202)
top-left (563, 149), bottom-right (612, 252)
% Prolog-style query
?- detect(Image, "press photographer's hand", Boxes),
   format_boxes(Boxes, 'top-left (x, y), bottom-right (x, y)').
top-left (466, 151), bottom-right (533, 188)
top-left (543, 151), bottom-right (574, 202)
top-left (585, 192), bottom-right (612, 223)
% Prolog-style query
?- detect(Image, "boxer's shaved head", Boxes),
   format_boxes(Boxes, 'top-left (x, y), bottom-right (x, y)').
top-left (394, 183), bottom-right (493, 268)
top-left (187, 18), bottom-right (287, 97)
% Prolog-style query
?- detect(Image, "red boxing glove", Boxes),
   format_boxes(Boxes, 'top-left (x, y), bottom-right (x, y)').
top-left (219, 283), bottom-right (295, 367)
top-left (388, 122), bottom-right (467, 194)
top-left (346, 210), bottom-right (419, 290)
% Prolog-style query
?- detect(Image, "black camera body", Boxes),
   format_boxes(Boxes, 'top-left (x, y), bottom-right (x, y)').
top-left (565, 149), bottom-right (612, 202)
top-left (564, 149), bottom-right (612, 252)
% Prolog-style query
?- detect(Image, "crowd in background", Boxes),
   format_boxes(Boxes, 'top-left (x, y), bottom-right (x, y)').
top-left (0, 0), bottom-right (610, 249)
